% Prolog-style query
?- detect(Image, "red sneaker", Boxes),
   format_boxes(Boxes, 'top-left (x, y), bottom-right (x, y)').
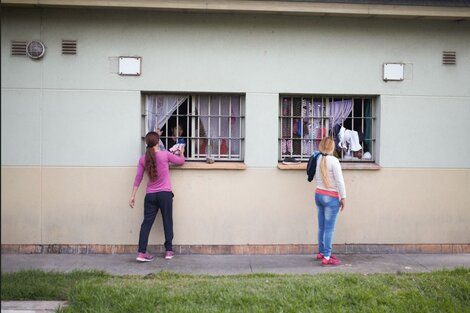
top-left (321, 257), bottom-right (341, 266)
top-left (316, 253), bottom-right (337, 260)
top-left (136, 252), bottom-right (154, 262)
top-left (165, 251), bottom-right (174, 260)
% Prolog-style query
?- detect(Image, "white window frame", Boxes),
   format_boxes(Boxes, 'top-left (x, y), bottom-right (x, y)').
top-left (279, 95), bottom-right (376, 162)
top-left (143, 93), bottom-right (245, 162)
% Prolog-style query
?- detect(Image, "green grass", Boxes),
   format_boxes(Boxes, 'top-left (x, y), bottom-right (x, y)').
top-left (2, 268), bottom-right (469, 313)
top-left (0, 269), bottom-right (110, 300)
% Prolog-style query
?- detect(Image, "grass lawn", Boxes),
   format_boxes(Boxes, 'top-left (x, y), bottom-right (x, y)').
top-left (1, 268), bottom-right (469, 313)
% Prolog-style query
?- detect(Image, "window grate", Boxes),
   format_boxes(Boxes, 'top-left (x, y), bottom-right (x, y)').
top-left (279, 95), bottom-right (376, 162)
top-left (11, 41), bottom-right (27, 56)
top-left (144, 94), bottom-right (245, 161)
top-left (442, 51), bottom-right (456, 65)
top-left (62, 40), bottom-right (77, 55)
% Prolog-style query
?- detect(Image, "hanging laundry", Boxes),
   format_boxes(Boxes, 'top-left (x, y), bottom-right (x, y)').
top-left (338, 126), bottom-right (363, 159)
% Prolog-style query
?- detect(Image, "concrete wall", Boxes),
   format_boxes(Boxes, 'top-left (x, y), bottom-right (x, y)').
top-left (2, 167), bottom-right (469, 245)
top-left (2, 7), bottom-right (470, 247)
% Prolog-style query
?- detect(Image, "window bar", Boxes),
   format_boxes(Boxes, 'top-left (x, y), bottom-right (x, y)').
top-left (282, 97), bottom-right (285, 159)
top-left (290, 96), bottom-right (293, 157)
top-left (320, 97), bottom-right (324, 152)
top-left (361, 98), bottom-right (364, 156)
top-left (333, 97), bottom-right (341, 159)
top-left (286, 96), bottom-right (289, 158)
top-left (208, 96), bottom-right (212, 158)
top-left (351, 97), bottom-right (355, 160)
top-left (218, 96), bottom-right (221, 159)
top-left (191, 96), bottom-right (196, 159)
top-left (197, 95), bottom-right (201, 159)
top-left (300, 97), bottom-right (304, 159)
top-left (280, 98), bottom-right (282, 158)
top-left (228, 96), bottom-right (232, 159)
top-left (186, 96), bottom-right (190, 158)
top-left (176, 98), bottom-right (179, 145)
top-left (163, 97), bottom-right (169, 150)
top-left (310, 96), bottom-right (313, 158)
top-left (336, 97), bottom-right (341, 159)
top-left (309, 96), bottom-right (312, 157)
top-left (371, 98), bottom-right (375, 160)
top-left (144, 95), bottom-right (149, 134)
top-left (239, 97), bottom-right (242, 159)
top-left (326, 96), bottom-right (329, 135)
top-left (242, 97), bottom-right (245, 160)
top-left (142, 97), bottom-right (148, 146)
top-left (313, 96), bottom-right (316, 156)
top-left (343, 97), bottom-right (347, 159)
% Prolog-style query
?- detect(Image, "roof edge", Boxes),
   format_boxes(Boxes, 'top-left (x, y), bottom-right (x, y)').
top-left (1, 0), bottom-right (470, 20)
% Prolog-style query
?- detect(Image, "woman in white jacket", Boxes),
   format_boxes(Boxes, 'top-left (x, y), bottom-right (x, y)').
top-left (315, 137), bottom-right (346, 266)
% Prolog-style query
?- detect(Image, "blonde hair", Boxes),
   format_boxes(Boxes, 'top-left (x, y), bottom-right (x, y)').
top-left (318, 137), bottom-right (336, 189)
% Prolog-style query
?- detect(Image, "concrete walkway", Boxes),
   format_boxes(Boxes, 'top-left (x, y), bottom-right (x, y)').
top-left (2, 253), bottom-right (470, 312)
top-left (1, 301), bottom-right (67, 313)
top-left (2, 253), bottom-right (469, 275)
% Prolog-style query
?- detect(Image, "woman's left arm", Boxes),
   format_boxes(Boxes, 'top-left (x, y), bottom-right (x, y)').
top-left (129, 186), bottom-right (139, 208)
top-left (167, 150), bottom-right (185, 166)
top-left (332, 158), bottom-right (347, 200)
top-left (130, 158), bottom-right (144, 208)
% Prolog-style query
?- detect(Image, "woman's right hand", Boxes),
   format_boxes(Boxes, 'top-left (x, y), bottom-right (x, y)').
top-left (340, 198), bottom-right (346, 211)
top-left (179, 145), bottom-right (185, 156)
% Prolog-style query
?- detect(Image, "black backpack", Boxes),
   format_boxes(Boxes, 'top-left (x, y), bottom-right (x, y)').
top-left (306, 152), bottom-right (320, 182)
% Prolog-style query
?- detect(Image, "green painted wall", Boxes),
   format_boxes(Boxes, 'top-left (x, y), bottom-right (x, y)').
top-left (2, 8), bottom-right (470, 167)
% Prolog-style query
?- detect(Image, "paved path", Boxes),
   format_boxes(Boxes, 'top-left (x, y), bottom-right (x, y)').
top-left (2, 253), bottom-right (469, 312)
top-left (1, 301), bottom-right (67, 313)
top-left (2, 253), bottom-right (469, 275)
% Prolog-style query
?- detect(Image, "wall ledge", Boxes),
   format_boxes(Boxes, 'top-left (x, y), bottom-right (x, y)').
top-left (171, 162), bottom-right (246, 170)
top-left (2, 244), bottom-right (468, 255)
top-left (278, 162), bottom-right (381, 170)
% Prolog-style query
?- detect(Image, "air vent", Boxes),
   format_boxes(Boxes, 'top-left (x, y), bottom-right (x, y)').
top-left (62, 40), bottom-right (77, 55)
top-left (442, 51), bottom-right (456, 65)
top-left (26, 40), bottom-right (46, 59)
top-left (11, 41), bottom-right (27, 56)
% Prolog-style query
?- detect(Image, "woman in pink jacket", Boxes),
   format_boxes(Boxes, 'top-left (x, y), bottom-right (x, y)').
top-left (129, 131), bottom-right (185, 262)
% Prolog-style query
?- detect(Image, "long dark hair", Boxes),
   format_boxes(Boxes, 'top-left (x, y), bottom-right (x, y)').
top-left (145, 132), bottom-right (159, 181)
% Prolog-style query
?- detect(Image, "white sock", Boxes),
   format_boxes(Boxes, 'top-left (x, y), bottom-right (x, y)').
top-left (324, 256), bottom-right (330, 260)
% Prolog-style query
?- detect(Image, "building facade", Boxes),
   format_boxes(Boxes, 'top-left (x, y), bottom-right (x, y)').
top-left (2, 0), bottom-right (470, 254)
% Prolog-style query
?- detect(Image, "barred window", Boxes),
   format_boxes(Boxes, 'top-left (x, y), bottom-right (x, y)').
top-left (144, 94), bottom-right (244, 161)
top-left (279, 95), bottom-right (376, 162)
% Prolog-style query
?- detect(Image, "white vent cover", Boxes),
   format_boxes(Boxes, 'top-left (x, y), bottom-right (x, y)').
top-left (118, 57), bottom-right (141, 76)
top-left (11, 41), bottom-right (27, 56)
top-left (442, 51), bottom-right (456, 65)
top-left (62, 40), bottom-right (77, 55)
top-left (383, 63), bottom-right (404, 81)
top-left (26, 40), bottom-right (46, 59)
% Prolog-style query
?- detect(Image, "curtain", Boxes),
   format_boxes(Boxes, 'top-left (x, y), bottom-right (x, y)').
top-left (146, 95), bottom-right (188, 134)
top-left (301, 99), bottom-right (324, 155)
top-left (329, 99), bottom-right (353, 128)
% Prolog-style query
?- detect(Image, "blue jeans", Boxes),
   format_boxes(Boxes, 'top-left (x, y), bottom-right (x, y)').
top-left (315, 193), bottom-right (340, 258)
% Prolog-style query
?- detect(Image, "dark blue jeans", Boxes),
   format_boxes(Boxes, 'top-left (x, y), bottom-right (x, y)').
top-left (315, 193), bottom-right (340, 258)
top-left (138, 191), bottom-right (174, 253)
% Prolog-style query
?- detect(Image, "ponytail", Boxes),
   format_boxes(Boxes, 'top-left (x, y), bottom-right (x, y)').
top-left (144, 132), bottom-right (160, 181)
top-left (320, 154), bottom-right (332, 189)
top-left (145, 146), bottom-right (157, 181)
top-left (318, 137), bottom-right (336, 189)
